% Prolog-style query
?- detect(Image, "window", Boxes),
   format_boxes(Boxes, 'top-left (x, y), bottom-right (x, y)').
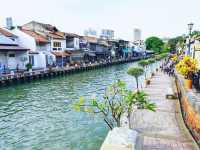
top-left (53, 42), bottom-right (62, 51)
top-left (9, 54), bottom-right (15, 57)
top-left (53, 42), bottom-right (61, 48)
top-left (29, 55), bottom-right (34, 66)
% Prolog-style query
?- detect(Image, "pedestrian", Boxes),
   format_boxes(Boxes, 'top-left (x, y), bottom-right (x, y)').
top-left (0, 63), bottom-right (2, 76)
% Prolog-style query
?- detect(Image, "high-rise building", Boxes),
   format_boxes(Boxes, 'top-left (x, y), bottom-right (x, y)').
top-left (84, 28), bottom-right (97, 37)
top-left (6, 17), bottom-right (13, 30)
top-left (100, 29), bottom-right (114, 39)
top-left (134, 28), bottom-right (141, 41)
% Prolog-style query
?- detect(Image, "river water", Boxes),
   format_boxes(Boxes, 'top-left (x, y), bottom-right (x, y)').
top-left (0, 62), bottom-right (155, 150)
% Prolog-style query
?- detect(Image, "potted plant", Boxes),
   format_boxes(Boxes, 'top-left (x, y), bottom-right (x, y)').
top-left (148, 58), bottom-right (155, 77)
top-left (138, 60), bottom-right (150, 86)
top-left (176, 56), bottom-right (198, 89)
top-left (127, 67), bottom-right (144, 91)
top-left (25, 63), bottom-right (32, 72)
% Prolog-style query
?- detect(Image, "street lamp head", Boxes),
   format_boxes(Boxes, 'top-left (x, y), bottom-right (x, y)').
top-left (188, 22), bottom-right (194, 31)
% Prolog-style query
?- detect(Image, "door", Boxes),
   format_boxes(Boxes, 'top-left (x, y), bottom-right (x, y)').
top-left (8, 53), bottom-right (17, 70)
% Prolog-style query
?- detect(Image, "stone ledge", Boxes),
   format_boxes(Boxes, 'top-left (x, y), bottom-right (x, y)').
top-left (175, 73), bottom-right (200, 146)
top-left (100, 127), bottom-right (143, 150)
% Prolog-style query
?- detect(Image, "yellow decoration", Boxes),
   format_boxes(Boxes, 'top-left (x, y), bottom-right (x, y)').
top-left (176, 55), bottom-right (198, 79)
top-left (171, 54), bottom-right (178, 62)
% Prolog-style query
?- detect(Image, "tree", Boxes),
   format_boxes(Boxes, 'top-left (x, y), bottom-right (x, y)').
top-left (191, 30), bottom-right (200, 37)
top-left (127, 67), bottom-right (144, 91)
top-left (145, 36), bottom-right (164, 53)
top-left (168, 36), bottom-right (185, 52)
top-left (74, 80), bottom-right (156, 129)
top-left (162, 43), bottom-right (171, 53)
top-left (138, 60), bottom-right (149, 79)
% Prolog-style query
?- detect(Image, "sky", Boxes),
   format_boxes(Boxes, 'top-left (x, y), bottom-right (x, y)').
top-left (0, 0), bottom-right (200, 41)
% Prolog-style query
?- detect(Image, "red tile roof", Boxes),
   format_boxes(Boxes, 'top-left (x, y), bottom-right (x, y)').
top-left (51, 51), bottom-right (70, 57)
top-left (83, 36), bottom-right (97, 43)
top-left (0, 28), bottom-right (16, 37)
top-left (48, 32), bottom-right (65, 39)
top-left (21, 29), bottom-right (49, 43)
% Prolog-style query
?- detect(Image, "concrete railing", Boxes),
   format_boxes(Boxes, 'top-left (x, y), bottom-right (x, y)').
top-left (100, 127), bottom-right (143, 150)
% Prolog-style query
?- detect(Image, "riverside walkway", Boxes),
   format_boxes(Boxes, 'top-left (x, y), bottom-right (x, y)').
top-left (131, 71), bottom-right (199, 150)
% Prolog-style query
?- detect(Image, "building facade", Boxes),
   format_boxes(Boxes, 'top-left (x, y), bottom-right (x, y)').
top-left (133, 28), bottom-right (141, 41)
top-left (100, 29), bottom-right (114, 40)
top-left (0, 29), bottom-right (29, 71)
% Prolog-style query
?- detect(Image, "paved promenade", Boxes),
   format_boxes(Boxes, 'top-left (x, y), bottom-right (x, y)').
top-left (131, 72), bottom-right (198, 150)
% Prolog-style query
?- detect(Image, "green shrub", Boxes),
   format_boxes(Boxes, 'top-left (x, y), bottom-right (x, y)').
top-left (127, 67), bottom-right (144, 91)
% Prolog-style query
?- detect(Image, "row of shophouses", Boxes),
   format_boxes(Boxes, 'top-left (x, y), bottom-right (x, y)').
top-left (184, 35), bottom-right (200, 62)
top-left (0, 21), bottom-right (147, 71)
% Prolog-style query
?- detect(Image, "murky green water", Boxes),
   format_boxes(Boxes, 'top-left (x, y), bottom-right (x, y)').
top-left (0, 62), bottom-right (154, 150)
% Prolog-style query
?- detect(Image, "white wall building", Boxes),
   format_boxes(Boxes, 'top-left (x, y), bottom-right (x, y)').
top-left (12, 27), bottom-right (54, 69)
top-left (0, 32), bottom-right (29, 70)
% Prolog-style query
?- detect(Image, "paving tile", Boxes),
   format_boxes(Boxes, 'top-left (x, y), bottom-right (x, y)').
top-left (132, 72), bottom-right (197, 150)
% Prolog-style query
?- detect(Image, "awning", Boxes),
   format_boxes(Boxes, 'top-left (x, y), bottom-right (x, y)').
top-left (51, 51), bottom-right (70, 57)
top-left (29, 51), bottom-right (39, 54)
top-left (0, 45), bottom-right (29, 51)
top-left (85, 51), bottom-right (96, 57)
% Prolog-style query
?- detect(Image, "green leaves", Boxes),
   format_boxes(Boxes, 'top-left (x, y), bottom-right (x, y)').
top-left (138, 60), bottom-right (149, 67)
top-left (145, 36), bottom-right (164, 54)
top-left (73, 80), bottom-right (156, 130)
top-left (127, 67), bottom-right (144, 78)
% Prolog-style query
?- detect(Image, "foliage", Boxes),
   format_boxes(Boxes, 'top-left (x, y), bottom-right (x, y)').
top-left (138, 60), bottom-right (149, 67)
top-left (162, 43), bottom-right (171, 53)
top-left (25, 63), bottom-right (32, 70)
top-left (74, 80), bottom-right (156, 129)
top-left (191, 30), bottom-right (200, 37)
top-left (138, 60), bottom-right (149, 79)
top-left (155, 55), bottom-right (162, 61)
top-left (176, 56), bottom-right (198, 79)
top-left (147, 58), bottom-right (155, 64)
top-left (127, 67), bottom-right (144, 90)
top-left (145, 36), bottom-right (164, 54)
top-left (168, 36), bottom-right (185, 52)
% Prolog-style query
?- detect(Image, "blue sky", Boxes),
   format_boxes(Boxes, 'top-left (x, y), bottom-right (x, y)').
top-left (0, 0), bottom-right (200, 40)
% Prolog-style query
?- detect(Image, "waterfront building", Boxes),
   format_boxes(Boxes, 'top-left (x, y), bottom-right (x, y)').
top-left (12, 27), bottom-right (55, 69)
top-left (83, 36), bottom-right (110, 61)
top-left (189, 36), bottom-right (200, 63)
top-left (0, 30), bottom-right (29, 71)
top-left (13, 21), bottom-right (74, 67)
top-left (107, 39), bottom-right (122, 59)
top-left (65, 33), bottom-right (85, 64)
top-left (100, 29), bottom-right (114, 40)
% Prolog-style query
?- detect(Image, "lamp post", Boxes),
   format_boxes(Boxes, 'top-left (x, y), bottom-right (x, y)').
top-left (187, 22), bottom-right (194, 56)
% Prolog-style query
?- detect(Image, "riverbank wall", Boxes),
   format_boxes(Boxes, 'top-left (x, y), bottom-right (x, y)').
top-left (0, 56), bottom-right (150, 87)
top-left (175, 73), bottom-right (200, 147)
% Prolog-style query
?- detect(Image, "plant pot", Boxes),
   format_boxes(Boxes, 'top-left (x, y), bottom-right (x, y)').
top-left (184, 79), bottom-right (192, 89)
top-left (144, 79), bottom-right (150, 87)
top-left (150, 73), bottom-right (155, 78)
